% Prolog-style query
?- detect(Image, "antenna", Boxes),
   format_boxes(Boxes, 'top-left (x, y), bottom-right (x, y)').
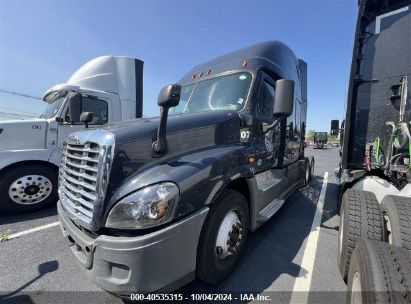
top-left (0, 89), bottom-right (42, 100)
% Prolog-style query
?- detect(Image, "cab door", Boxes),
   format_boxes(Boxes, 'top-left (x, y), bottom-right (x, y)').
top-left (252, 73), bottom-right (279, 172)
top-left (57, 95), bottom-right (110, 148)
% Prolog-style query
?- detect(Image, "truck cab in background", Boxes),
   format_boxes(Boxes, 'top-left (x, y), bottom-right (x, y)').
top-left (0, 56), bottom-right (143, 213)
top-left (333, 0), bottom-right (411, 302)
top-left (313, 131), bottom-right (328, 149)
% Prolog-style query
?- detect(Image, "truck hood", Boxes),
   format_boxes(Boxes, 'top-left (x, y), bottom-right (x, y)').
top-left (105, 110), bottom-right (242, 194)
top-left (0, 119), bottom-right (48, 151)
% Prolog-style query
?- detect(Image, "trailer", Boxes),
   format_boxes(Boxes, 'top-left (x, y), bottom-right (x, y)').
top-left (57, 41), bottom-right (313, 295)
top-left (333, 0), bottom-right (411, 302)
top-left (0, 56), bottom-right (143, 213)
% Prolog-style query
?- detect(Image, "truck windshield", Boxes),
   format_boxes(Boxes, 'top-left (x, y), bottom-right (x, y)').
top-left (170, 72), bottom-right (252, 114)
top-left (40, 92), bottom-right (66, 118)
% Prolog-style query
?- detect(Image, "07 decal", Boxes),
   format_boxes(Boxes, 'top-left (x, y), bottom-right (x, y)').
top-left (240, 128), bottom-right (251, 142)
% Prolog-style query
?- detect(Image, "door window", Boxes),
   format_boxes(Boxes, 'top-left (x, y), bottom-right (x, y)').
top-left (82, 97), bottom-right (108, 125)
top-left (65, 97), bottom-right (109, 124)
top-left (256, 80), bottom-right (275, 121)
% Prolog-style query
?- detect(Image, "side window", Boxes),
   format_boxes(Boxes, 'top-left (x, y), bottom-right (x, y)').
top-left (82, 97), bottom-right (109, 125)
top-left (256, 80), bottom-right (275, 121)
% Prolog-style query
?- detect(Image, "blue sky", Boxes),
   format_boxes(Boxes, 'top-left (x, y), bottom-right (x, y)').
top-left (0, 0), bottom-right (357, 131)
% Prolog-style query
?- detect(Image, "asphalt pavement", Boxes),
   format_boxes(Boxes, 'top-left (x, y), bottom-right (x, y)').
top-left (0, 146), bottom-right (345, 303)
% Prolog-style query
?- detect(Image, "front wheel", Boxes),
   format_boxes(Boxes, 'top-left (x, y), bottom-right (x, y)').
top-left (0, 164), bottom-right (58, 213)
top-left (196, 189), bottom-right (249, 284)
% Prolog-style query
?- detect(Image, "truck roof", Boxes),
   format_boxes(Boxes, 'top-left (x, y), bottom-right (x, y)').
top-left (361, 0), bottom-right (410, 12)
top-left (178, 41), bottom-right (307, 102)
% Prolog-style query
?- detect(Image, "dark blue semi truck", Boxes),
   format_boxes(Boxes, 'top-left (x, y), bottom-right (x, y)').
top-left (57, 41), bottom-right (312, 295)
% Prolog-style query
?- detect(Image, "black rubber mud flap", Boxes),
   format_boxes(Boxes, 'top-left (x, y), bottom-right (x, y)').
top-left (338, 189), bottom-right (385, 283)
top-left (382, 195), bottom-right (411, 252)
top-left (347, 239), bottom-right (411, 304)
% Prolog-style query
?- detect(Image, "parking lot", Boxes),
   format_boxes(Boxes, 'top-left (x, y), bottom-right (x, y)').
top-left (0, 147), bottom-right (345, 304)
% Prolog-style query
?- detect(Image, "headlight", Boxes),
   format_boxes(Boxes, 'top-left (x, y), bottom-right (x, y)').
top-left (106, 182), bottom-right (179, 229)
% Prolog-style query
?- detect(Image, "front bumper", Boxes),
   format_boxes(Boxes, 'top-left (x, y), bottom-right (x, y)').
top-left (58, 201), bottom-right (209, 295)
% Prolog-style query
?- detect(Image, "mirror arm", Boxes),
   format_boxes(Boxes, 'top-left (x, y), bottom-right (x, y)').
top-left (153, 107), bottom-right (170, 154)
top-left (262, 118), bottom-right (281, 133)
top-left (55, 117), bottom-right (64, 124)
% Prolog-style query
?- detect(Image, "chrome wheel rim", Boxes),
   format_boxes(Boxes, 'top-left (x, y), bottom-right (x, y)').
top-left (215, 210), bottom-right (243, 259)
top-left (351, 272), bottom-right (363, 304)
top-left (8, 175), bottom-right (52, 205)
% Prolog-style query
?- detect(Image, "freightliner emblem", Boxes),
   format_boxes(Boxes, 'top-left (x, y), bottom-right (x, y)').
top-left (68, 134), bottom-right (81, 145)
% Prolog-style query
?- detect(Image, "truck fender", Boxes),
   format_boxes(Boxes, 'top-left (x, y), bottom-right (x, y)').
top-left (103, 145), bottom-right (255, 222)
top-left (204, 172), bottom-right (253, 206)
top-left (350, 176), bottom-right (399, 203)
top-left (0, 149), bottom-right (56, 172)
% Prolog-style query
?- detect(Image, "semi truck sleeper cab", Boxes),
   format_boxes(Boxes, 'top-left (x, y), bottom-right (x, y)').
top-left (58, 41), bottom-right (313, 295)
top-left (0, 56), bottom-right (143, 213)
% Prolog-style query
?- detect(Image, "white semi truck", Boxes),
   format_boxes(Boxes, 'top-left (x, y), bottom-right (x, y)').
top-left (0, 56), bottom-right (143, 213)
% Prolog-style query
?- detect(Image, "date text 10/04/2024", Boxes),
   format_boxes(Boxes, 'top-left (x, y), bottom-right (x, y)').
top-left (129, 293), bottom-right (272, 301)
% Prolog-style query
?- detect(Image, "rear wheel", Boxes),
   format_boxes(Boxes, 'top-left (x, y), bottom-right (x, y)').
top-left (347, 239), bottom-right (411, 304)
top-left (196, 189), bottom-right (249, 284)
top-left (338, 189), bottom-right (385, 283)
top-left (0, 164), bottom-right (58, 213)
top-left (382, 195), bottom-right (411, 251)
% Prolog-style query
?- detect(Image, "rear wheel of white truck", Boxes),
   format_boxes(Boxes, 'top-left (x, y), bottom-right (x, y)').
top-left (382, 195), bottom-right (411, 251)
top-left (196, 189), bottom-right (249, 284)
top-left (347, 239), bottom-right (411, 304)
top-left (338, 189), bottom-right (385, 283)
top-left (0, 164), bottom-right (58, 213)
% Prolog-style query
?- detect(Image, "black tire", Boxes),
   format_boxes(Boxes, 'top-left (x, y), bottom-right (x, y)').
top-left (338, 189), bottom-right (385, 283)
top-left (0, 164), bottom-right (58, 213)
top-left (196, 189), bottom-right (249, 284)
top-left (347, 239), bottom-right (411, 304)
top-left (382, 195), bottom-right (411, 252)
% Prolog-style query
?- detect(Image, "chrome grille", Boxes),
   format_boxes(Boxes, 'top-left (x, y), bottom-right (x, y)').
top-left (58, 130), bottom-right (115, 230)
top-left (59, 142), bottom-right (100, 222)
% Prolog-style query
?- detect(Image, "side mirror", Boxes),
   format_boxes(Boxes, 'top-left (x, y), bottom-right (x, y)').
top-left (67, 92), bottom-right (82, 123)
top-left (273, 79), bottom-right (294, 117)
top-left (157, 84), bottom-right (181, 108)
top-left (152, 84), bottom-right (181, 156)
top-left (330, 119), bottom-right (340, 135)
top-left (80, 112), bottom-right (94, 128)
